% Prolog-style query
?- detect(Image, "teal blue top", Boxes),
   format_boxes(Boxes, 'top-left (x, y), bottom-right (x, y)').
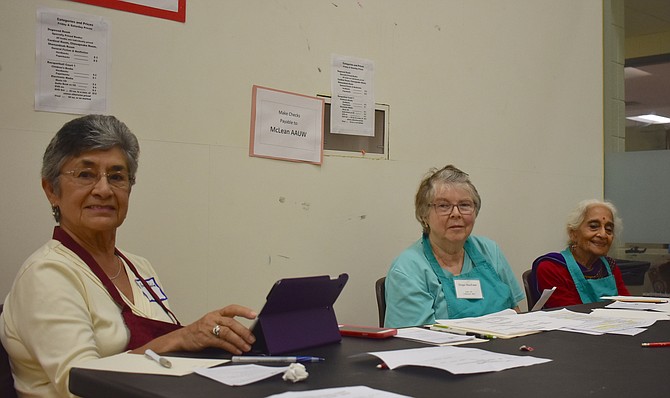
top-left (560, 248), bottom-right (618, 303)
top-left (384, 235), bottom-right (525, 328)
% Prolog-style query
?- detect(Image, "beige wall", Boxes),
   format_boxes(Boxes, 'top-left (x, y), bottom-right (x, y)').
top-left (1, 0), bottom-right (604, 325)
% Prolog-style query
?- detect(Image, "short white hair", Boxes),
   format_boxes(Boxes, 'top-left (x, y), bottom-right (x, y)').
top-left (566, 199), bottom-right (623, 246)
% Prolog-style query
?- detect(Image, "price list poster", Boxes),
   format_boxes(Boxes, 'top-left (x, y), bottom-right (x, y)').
top-left (35, 8), bottom-right (111, 114)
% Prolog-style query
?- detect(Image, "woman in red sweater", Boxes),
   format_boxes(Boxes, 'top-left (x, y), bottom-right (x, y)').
top-left (532, 199), bottom-right (629, 309)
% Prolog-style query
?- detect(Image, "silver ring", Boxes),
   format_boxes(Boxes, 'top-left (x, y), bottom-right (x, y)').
top-left (212, 324), bottom-right (221, 337)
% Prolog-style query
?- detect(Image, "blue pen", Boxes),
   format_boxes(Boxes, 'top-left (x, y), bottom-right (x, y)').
top-left (231, 356), bottom-right (325, 363)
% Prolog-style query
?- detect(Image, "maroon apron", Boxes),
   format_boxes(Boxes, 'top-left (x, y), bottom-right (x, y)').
top-left (52, 227), bottom-right (182, 350)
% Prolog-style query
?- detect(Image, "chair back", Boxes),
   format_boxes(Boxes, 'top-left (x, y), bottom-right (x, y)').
top-left (0, 304), bottom-right (18, 398)
top-left (375, 277), bottom-right (386, 327)
top-left (648, 261), bottom-right (670, 293)
top-left (522, 270), bottom-right (540, 311)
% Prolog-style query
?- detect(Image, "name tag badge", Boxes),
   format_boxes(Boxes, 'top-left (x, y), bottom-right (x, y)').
top-left (454, 279), bottom-right (483, 299)
top-left (135, 277), bottom-right (168, 302)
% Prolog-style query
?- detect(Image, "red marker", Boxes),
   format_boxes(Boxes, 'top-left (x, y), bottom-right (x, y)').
top-left (641, 342), bottom-right (670, 347)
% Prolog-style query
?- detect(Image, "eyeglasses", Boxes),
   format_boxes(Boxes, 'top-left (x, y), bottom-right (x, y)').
top-left (61, 168), bottom-right (133, 189)
top-left (429, 202), bottom-right (475, 216)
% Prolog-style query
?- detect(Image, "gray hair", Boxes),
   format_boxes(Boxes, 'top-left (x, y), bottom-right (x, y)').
top-left (566, 199), bottom-right (623, 246)
top-left (415, 165), bottom-right (482, 234)
top-left (42, 114), bottom-right (140, 197)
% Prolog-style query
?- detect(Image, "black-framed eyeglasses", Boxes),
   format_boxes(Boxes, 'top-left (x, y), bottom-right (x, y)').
top-left (61, 168), bottom-right (133, 189)
top-left (429, 202), bottom-right (475, 216)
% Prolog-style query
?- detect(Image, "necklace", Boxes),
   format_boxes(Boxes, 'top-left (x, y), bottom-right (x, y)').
top-left (108, 256), bottom-right (123, 280)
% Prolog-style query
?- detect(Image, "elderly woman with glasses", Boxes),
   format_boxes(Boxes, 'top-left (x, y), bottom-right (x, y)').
top-left (0, 115), bottom-right (256, 398)
top-left (531, 199), bottom-right (629, 309)
top-left (384, 165), bottom-right (523, 328)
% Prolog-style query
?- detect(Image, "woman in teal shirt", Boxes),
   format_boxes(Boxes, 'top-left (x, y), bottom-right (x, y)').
top-left (384, 165), bottom-right (524, 328)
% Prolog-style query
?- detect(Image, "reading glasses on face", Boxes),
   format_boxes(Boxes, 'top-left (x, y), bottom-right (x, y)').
top-left (61, 168), bottom-right (133, 189)
top-left (430, 202), bottom-right (475, 216)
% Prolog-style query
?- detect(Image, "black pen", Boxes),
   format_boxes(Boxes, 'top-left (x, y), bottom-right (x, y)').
top-left (430, 325), bottom-right (496, 339)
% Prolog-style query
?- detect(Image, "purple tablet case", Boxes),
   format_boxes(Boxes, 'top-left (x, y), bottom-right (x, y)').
top-left (250, 273), bottom-right (348, 355)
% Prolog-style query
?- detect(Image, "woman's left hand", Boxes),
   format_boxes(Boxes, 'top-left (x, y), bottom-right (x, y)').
top-left (181, 305), bottom-right (257, 354)
top-left (136, 304), bottom-right (257, 355)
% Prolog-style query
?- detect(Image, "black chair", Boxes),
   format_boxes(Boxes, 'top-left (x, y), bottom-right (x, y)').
top-left (648, 261), bottom-right (670, 294)
top-left (0, 304), bottom-right (18, 398)
top-left (375, 277), bottom-right (386, 327)
top-left (522, 270), bottom-right (540, 311)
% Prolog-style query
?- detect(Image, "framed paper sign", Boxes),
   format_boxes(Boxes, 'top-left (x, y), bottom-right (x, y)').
top-left (70, 0), bottom-right (186, 23)
top-left (249, 85), bottom-right (325, 165)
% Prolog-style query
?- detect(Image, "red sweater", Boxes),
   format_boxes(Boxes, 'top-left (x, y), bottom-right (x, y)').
top-left (535, 258), bottom-right (630, 308)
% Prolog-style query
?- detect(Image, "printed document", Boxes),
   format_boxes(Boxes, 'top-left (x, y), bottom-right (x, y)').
top-left (36, 8), bottom-right (110, 114)
top-left (369, 346), bottom-right (551, 374)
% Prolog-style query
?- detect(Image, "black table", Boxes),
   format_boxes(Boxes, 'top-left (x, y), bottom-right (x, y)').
top-left (69, 303), bottom-right (670, 397)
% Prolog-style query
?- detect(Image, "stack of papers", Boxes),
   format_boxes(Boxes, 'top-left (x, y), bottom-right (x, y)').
top-left (435, 309), bottom-right (548, 339)
top-left (433, 307), bottom-right (663, 338)
top-left (540, 308), bottom-right (657, 335)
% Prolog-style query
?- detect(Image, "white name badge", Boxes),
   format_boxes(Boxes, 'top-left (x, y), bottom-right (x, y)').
top-left (454, 279), bottom-right (483, 299)
top-left (134, 277), bottom-right (168, 302)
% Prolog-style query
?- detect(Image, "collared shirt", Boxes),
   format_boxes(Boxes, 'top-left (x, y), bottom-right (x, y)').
top-left (384, 235), bottom-right (524, 328)
top-left (0, 239), bottom-right (173, 398)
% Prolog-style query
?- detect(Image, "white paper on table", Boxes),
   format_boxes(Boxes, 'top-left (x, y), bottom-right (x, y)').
top-left (436, 308), bottom-right (580, 338)
top-left (545, 308), bottom-right (657, 334)
top-left (75, 352), bottom-right (228, 376)
top-left (195, 364), bottom-right (288, 386)
top-left (593, 307), bottom-right (670, 320)
top-left (266, 385), bottom-right (412, 398)
top-left (369, 346), bottom-right (551, 375)
top-left (604, 301), bottom-right (670, 313)
top-left (605, 328), bottom-right (647, 336)
top-left (394, 327), bottom-right (476, 345)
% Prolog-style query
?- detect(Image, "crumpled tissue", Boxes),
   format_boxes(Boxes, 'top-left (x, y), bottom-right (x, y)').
top-left (282, 363), bottom-right (309, 383)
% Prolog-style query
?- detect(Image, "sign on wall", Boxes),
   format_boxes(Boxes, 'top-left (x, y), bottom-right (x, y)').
top-left (249, 85), bottom-right (325, 165)
top-left (35, 8), bottom-right (111, 115)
